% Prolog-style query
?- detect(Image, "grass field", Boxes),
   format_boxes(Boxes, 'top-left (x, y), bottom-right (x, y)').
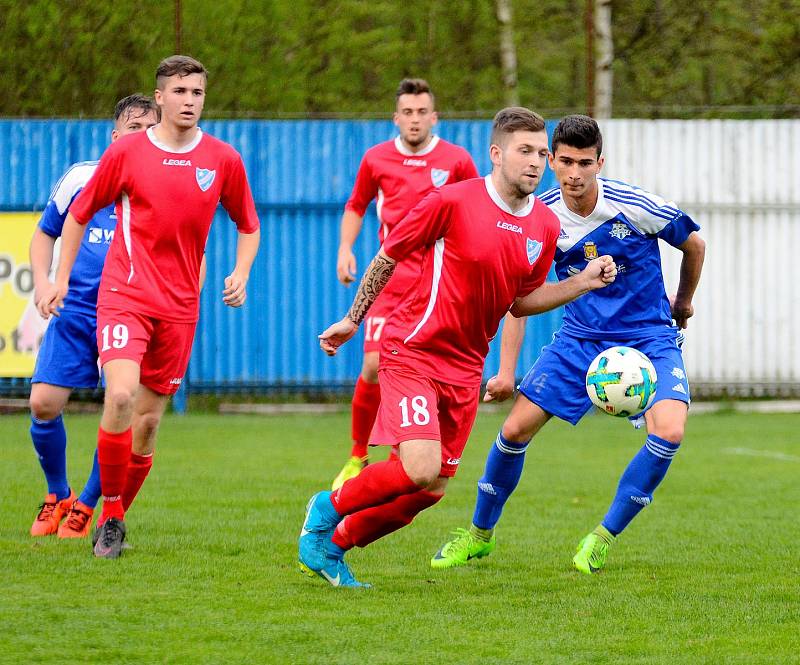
top-left (1, 409), bottom-right (799, 664)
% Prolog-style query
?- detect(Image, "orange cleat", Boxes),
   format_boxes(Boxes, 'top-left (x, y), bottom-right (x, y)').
top-left (30, 491), bottom-right (76, 537)
top-left (57, 500), bottom-right (95, 539)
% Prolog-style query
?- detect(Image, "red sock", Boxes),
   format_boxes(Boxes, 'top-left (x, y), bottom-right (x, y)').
top-left (350, 376), bottom-right (380, 459)
top-left (333, 489), bottom-right (442, 549)
top-left (330, 456), bottom-right (420, 516)
top-left (122, 452), bottom-right (154, 511)
top-left (97, 426), bottom-right (132, 524)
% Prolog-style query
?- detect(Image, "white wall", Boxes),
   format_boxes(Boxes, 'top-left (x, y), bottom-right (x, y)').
top-left (599, 120), bottom-right (800, 395)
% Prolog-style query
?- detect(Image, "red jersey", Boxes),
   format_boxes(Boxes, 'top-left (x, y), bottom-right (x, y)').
top-left (345, 135), bottom-right (478, 243)
top-left (69, 127), bottom-right (259, 323)
top-left (381, 175), bottom-right (560, 387)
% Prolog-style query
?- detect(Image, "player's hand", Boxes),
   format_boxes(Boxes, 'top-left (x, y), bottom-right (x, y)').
top-left (337, 247), bottom-right (357, 285)
top-left (583, 255), bottom-right (617, 290)
top-left (36, 282), bottom-right (68, 319)
top-left (223, 272), bottom-right (248, 307)
top-left (669, 293), bottom-right (694, 329)
top-left (483, 373), bottom-right (516, 402)
top-left (319, 317), bottom-right (359, 356)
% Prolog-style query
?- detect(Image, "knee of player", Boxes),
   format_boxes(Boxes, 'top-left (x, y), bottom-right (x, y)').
top-left (29, 396), bottom-right (62, 421)
top-left (135, 412), bottom-right (162, 441)
top-left (500, 418), bottom-right (536, 445)
top-left (104, 386), bottom-right (136, 414)
top-left (402, 457), bottom-right (441, 488)
top-left (647, 425), bottom-right (684, 445)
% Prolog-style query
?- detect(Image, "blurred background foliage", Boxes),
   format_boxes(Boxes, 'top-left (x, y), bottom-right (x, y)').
top-left (1, 0), bottom-right (798, 118)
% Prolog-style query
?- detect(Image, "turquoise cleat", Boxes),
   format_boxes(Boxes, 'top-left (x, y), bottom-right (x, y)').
top-left (299, 556), bottom-right (372, 588)
top-left (298, 491), bottom-right (340, 573)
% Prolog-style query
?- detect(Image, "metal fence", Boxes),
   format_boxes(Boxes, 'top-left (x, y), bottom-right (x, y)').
top-left (2, 118), bottom-right (799, 398)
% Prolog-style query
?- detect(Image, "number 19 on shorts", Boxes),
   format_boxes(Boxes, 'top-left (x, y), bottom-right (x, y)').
top-left (399, 395), bottom-right (430, 427)
top-left (101, 324), bottom-right (129, 351)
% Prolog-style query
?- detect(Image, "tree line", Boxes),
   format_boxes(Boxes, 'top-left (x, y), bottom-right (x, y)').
top-left (2, 0), bottom-right (797, 118)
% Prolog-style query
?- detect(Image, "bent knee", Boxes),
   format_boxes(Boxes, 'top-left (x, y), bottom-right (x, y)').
top-left (501, 418), bottom-right (536, 443)
top-left (135, 413), bottom-right (162, 440)
top-left (402, 459), bottom-right (442, 488)
top-left (648, 428), bottom-right (684, 444)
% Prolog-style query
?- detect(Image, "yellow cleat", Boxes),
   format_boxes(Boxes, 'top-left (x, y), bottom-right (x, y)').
top-left (331, 456), bottom-right (367, 491)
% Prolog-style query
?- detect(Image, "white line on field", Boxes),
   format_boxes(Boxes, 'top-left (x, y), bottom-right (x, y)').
top-left (723, 447), bottom-right (800, 463)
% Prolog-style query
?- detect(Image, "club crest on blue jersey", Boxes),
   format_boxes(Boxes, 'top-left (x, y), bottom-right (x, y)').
top-left (526, 238), bottom-right (542, 265)
top-left (430, 168), bottom-right (449, 188)
top-left (583, 241), bottom-right (598, 261)
top-left (196, 168), bottom-right (216, 192)
top-left (609, 221), bottom-right (632, 240)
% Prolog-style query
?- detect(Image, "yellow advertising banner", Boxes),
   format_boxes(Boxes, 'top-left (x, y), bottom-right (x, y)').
top-left (1, 212), bottom-right (47, 377)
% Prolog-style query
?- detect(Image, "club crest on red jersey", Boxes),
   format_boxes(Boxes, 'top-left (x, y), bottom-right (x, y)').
top-left (430, 168), bottom-right (449, 188)
top-left (527, 238), bottom-right (542, 265)
top-left (196, 168), bottom-right (216, 192)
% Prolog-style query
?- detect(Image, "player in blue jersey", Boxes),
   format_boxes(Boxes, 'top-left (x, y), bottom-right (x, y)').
top-left (28, 94), bottom-right (160, 538)
top-left (431, 115), bottom-right (705, 573)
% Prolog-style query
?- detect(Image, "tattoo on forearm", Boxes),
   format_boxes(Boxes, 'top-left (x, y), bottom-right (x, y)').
top-left (347, 254), bottom-right (396, 325)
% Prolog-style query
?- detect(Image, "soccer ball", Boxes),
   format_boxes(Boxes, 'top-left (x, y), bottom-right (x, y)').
top-left (585, 346), bottom-right (658, 417)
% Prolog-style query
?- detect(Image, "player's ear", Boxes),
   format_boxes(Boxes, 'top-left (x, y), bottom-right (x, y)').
top-left (111, 129), bottom-right (120, 143)
top-left (596, 155), bottom-right (605, 172)
top-left (392, 111), bottom-right (400, 128)
top-left (489, 143), bottom-right (502, 167)
top-left (430, 111), bottom-right (438, 126)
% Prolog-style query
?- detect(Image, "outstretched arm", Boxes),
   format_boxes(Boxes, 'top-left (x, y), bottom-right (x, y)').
top-left (223, 229), bottom-right (260, 307)
top-left (671, 231), bottom-right (705, 328)
top-left (511, 255), bottom-right (617, 318)
top-left (319, 248), bottom-right (396, 356)
top-left (483, 313), bottom-right (527, 402)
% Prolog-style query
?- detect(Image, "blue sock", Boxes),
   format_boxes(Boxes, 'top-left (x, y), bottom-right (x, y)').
top-left (30, 415), bottom-right (70, 500)
top-left (472, 433), bottom-right (530, 531)
top-left (77, 449), bottom-right (102, 509)
top-left (602, 434), bottom-right (680, 536)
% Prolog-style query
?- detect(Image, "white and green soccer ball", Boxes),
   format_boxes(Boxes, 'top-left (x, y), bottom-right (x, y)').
top-left (585, 346), bottom-right (658, 417)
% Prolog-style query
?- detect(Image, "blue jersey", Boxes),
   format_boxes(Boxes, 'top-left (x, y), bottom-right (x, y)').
top-left (540, 177), bottom-right (700, 340)
top-left (38, 161), bottom-right (116, 316)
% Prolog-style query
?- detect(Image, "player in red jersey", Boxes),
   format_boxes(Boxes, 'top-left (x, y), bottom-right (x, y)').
top-left (37, 55), bottom-right (261, 559)
top-left (333, 78), bottom-right (478, 490)
top-left (298, 107), bottom-right (618, 587)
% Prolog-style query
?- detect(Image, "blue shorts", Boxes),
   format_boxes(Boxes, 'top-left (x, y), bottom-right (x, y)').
top-left (31, 309), bottom-right (100, 389)
top-left (518, 331), bottom-right (690, 426)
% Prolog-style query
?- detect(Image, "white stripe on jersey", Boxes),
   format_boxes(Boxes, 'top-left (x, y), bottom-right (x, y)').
top-left (404, 238), bottom-right (445, 344)
top-left (121, 193), bottom-right (134, 284)
top-left (393, 134), bottom-right (440, 157)
top-left (552, 178), bottom-right (683, 252)
top-left (376, 187), bottom-right (385, 227)
top-left (49, 161), bottom-right (99, 214)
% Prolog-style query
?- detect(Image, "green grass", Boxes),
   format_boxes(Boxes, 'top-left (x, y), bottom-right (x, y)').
top-left (1, 410), bottom-right (799, 664)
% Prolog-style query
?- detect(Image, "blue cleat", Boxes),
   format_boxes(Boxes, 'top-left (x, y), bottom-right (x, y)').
top-left (298, 491), bottom-right (340, 573)
top-left (299, 555), bottom-right (372, 588)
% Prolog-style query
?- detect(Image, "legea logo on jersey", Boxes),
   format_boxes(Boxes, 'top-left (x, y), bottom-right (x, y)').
top-left (497, 220), bottom-right (523, 234)
top-left (163, 158), bottom-right (192, 166)
top-left (527, 238), bottom-right (542, 265)
top-left (430, 168), bottom-right (449, 187)
top-left (196, 168), bottom-right (216, 192)
top-left (88, 227), bottom-right (114, 244)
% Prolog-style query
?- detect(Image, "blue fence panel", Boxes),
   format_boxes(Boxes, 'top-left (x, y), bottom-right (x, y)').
top-left (1, 119), bottom-right (563, 393)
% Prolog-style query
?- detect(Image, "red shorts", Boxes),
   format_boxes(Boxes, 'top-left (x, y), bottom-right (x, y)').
top-left (369, 363), bottom-right (480, 477)
top-left (96, 306), bottom-right (197, 395)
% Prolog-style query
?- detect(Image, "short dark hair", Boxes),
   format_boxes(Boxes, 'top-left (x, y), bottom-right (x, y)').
top-left (155, 55), bottom-right (208, 89)
top-left (551, 114), bottom-right (603, 157)
top-left (395, 78), bottom-right (435, 107)
top-left (490, 107), bottom-right (546, 148)
top-left (113, 93), bottom-right (159, 123)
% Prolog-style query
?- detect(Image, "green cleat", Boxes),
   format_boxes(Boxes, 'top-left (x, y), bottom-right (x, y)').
top-left (331, 456), bottom-right (367, 491)
top-left (572, 526), bottom-right (615, 574)
top-left (431, 527), bottom-right (496, 569)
